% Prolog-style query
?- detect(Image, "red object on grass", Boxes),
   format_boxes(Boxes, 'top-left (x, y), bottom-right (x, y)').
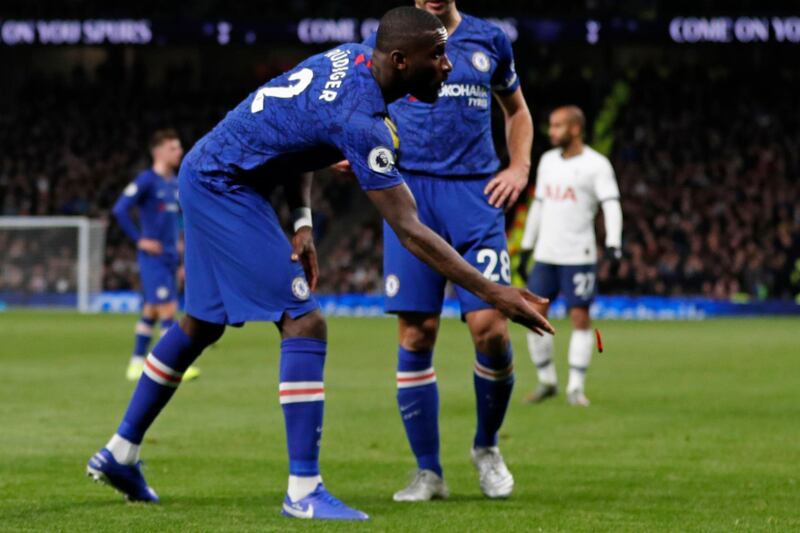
top-left (595, 328), bottom-right (604, 353)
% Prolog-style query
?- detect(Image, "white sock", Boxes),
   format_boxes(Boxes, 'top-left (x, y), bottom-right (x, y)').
top-left (129, 355), bottom-right (145, 364)
top-left (527, 332), bottom-right (557, 385)
top-left (288, 475), bottom-right (322, 502)
top-left (567, 329), bottom-right (594, 393)
top-left (106, 433), bottom-right (140, 465)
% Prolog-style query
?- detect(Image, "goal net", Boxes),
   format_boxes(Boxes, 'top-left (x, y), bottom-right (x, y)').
top-left (0, 217), bottom-right (107, 312)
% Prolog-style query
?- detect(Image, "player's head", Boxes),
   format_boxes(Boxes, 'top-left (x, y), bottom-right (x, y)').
top-left (548, 106), bottom-right (585, 149)
top-left (374, 6), bottom-right (452, 103)
top-left (149, 128), bottom-right (183, 170)
top-left (415, 0), bottom-right (456, 18)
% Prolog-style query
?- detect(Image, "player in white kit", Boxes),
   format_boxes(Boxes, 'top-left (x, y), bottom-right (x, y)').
top-left (517, 106), bottom-right (623, 406)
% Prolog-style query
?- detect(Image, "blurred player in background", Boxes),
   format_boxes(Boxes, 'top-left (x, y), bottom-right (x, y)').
top-left (112, 129), bottom-right (200, 382)
top-left (362, 0), bottom-right (533, 502)
top-left (88, 7), bottom-right (553, 522)
top-left (518, 106), bottom-right (622, 406)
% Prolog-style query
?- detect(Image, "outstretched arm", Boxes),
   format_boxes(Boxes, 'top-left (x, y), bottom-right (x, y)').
top-left (367, 183), bottom-right (554, 335)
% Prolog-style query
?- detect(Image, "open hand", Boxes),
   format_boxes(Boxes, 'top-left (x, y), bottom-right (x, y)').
top-left (484, 165), bottom-right (529, 209)
top-left (490, 286), bottom-right (554, 335)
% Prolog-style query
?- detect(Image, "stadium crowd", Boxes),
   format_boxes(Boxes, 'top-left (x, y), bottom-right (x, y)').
top-left (602, 69), bottom-right (800, 300)
top-left (0, 229), bottom-right (77, 295)
top-left (1, 64), bottom-right (798, 301)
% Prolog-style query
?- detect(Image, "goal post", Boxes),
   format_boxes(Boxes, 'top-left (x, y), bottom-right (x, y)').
top-left (0, 217), bottom-right (107, 312)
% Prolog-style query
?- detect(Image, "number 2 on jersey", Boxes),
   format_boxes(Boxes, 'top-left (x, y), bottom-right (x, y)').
top-left (251, 68), bottom-right (314, 113)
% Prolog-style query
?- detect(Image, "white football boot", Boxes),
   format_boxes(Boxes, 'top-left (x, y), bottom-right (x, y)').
top-left (567, 388), bottom-right (591, 407)
top-left (471, 446), bottom-right (514, 499)
top-left (393, 469), bottom-right (449, 502)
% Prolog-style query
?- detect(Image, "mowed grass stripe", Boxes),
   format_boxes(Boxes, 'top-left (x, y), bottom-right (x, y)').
top-left (0, 312), bottom-right (798, 532)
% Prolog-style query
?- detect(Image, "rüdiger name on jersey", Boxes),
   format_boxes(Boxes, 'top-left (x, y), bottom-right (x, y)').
top-left (85, 7), bottom-right (553, 523)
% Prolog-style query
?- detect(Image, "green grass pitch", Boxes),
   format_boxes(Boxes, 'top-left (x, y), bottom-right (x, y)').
top-left (1, 311), bottom-right (799, 532)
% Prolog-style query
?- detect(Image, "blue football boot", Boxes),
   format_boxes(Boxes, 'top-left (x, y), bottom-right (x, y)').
top-left (86, 448), bottom-right (159, 503)
top-left (281, 483), bottom-right (368, 521)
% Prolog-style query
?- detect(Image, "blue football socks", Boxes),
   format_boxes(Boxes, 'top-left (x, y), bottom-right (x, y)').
top-left (117, 325), bottom-right (204, 443)
top-left (473, 346), bottom-right (515, 448)
top-left (396, 347), bottom-right (442, 476)
top-left (280, 337), bottom-right (327, 477)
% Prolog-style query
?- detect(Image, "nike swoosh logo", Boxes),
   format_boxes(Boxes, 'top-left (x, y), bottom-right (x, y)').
top-left (399, 401), bottom-right (420, 412)
top-left (403, 409), bottom-right (421, 421)
top-left (283, 502), bottom-right (314, 519)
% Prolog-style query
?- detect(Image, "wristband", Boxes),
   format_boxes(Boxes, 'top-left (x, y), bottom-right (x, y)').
top-left (292, 207), bottom-right (313, 232)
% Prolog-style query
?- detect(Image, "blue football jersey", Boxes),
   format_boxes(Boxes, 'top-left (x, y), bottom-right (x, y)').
top-left (113, 169), bottom-right (180, 260)
top-left (183, 44), bottom-right (404, 193)
top-left (364, 13), bottom-right (520, 177)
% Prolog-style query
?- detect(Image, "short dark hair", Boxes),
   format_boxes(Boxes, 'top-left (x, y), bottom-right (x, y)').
top-left (375, 6), bottom-right (445, 53)
top-left (149, 128), bottom-right (179, 150)
top-left (553, 106), bottom-right (586, 133)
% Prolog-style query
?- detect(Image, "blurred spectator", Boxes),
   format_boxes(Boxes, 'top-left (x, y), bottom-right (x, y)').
top-left (602, 68), bottom-right (800, 300)
top-left (1, 64), bottom-right (798, 300)
top-left (0, 230), bottom-right (77, 294)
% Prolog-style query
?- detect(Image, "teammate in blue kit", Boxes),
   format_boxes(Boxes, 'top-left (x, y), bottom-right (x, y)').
top-left (87, 7), bottom-right (552, 521)
top-left (112, 129), bottom-right (200, 383)
top-left (356, 0), bottom-right (534, 501)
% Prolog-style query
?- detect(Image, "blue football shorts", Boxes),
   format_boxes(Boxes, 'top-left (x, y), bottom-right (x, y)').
top-left (179, 165), bottom-right (318, 325)
top-left (383, 172), bottom-right (510, 317)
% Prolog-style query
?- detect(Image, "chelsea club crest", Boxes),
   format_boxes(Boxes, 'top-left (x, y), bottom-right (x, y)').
top-left (292, 277), bottom-right (310, 300)
top-left (385, 274), bottom-right (400, 297)
top-left (471, 51), bottom-right (491, 73)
